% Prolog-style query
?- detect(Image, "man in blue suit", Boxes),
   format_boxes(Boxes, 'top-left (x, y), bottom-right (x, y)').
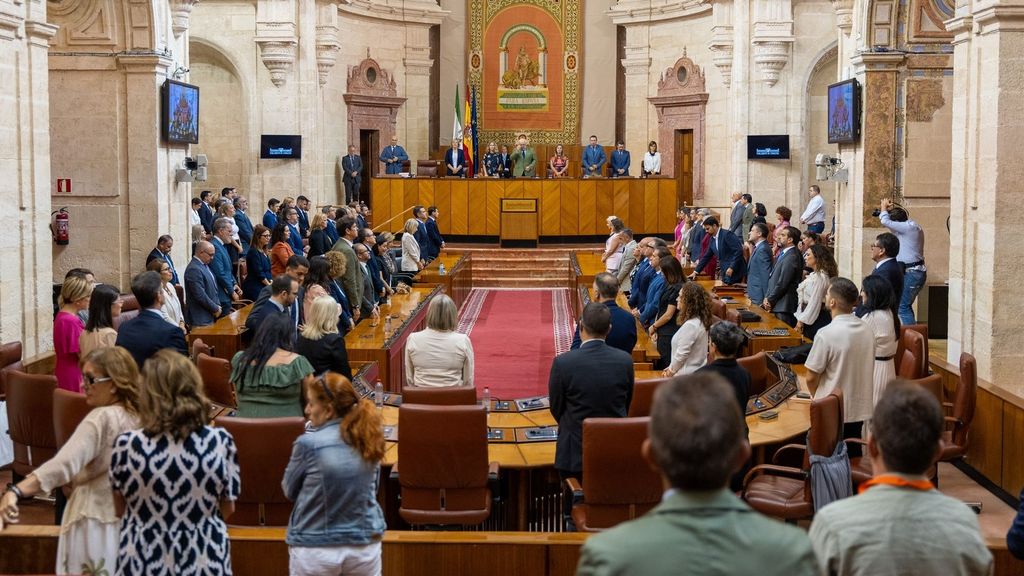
top-left (581, 135), bottom-right (606, 178)
top-left (183, 241), bottom-right (222, 327)
top-left (285, 208), bottom-right (305, 255)
top-left (245, 274), bottom-right (299, 339)
top-left (412, 205), bottom-right (433, 262)
top-left (379, 135), bottom-right (409, 175)
top-left (323, 205), bottom-right (340, 244)
top-left (857, 232), bottom-right (904, 317)
top-left (296, 196), bottom-right (311, 238)
top-left (146, 235), bottom-right (179, 285)
top-left (233, 196), bottom-right (254, 256)
top-left (691, 217), bottom-right (746, 284)
top-left (263, 198), bottom-right (280, 229)
top-left (746, 222), bottom-right (773, 305)
top-left (572, 273), bottom-right (638, 355)
top-left (198, 190), bottom-right (215, 235)
top-left (341, 145), bottom-right (363, 203)
top-left (115, 271), bottom-right (187, 367)
top-left (609, 141), bottom-right (630, 177)
top-left (445, 140), bottom-right (466, 177)
top-left (211, 218), bottom-right (241, 312)
top-left (688, 209), bottom-right (710, 265)
top-left (425, 206), bottom-right (445, 260)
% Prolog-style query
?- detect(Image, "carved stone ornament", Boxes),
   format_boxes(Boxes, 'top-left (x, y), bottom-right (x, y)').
top-left (257, 38), bottom-right (297, 87)
top-left (317, 40), bottom-right (340, 86)
top-left (655, 51), bottom-right (707, 96)
top-left (170, 0), bottom-right (200, 39)
top-left (753, 40), bottom-right (791, 86)
top-left (346, 54), bottom-right (399, 96)
top-left (831, 0), bottom-right (854, 35)
top-left (708, 27), bottom-right (734, 87)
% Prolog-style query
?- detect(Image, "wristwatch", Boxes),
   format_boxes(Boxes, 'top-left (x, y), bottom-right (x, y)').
top-left (5, 483), bottom-right (23, 499)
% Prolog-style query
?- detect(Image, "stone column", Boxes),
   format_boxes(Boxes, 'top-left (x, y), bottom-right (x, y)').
top-left (0, 4), bottom-right (58, 356)
top-left (946, 0), bottom-right (1024, 382)
top-left (403, 25), bottom-right (434, 162)
top-left (621, 27), bottom-right (651, 159)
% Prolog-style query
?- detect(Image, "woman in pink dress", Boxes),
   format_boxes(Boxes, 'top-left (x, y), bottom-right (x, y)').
top-left (54, 276), bottom-right (93, 392)
top-left (672, 206), bottom-right (689, 261)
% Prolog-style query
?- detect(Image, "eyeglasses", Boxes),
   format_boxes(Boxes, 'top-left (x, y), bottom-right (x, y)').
top-left (83, 375), bottom-right (112, 389)
top-left (160, 267), bottom-right (170, 273)
top-left (261, 233), bottom-right (271, 237)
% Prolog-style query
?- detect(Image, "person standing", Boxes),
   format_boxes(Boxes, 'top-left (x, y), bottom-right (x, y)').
top-left (741, 193), bottom-right (755, 239)
top-left (230, 314), bottom-right (314, 418)
top-left (860, 232), bottom-right (904, 318)
top-left (444, 139), bottom-right (466, 177)
top-left (115, 272), bottom-right (188, 368)
top-left (800, 184), bottom-right (826, 234)
top-left (242, 225), bottom-right (273, 301)
top-left (145, 259), bottom-right (185, 331)
top-left (296, 196), bottom-right (312, 240)
top-left (691, 216), bottom-right (747, 285)
top-left (581, 135), bottom-right (606, 178)
top-left (183, 241), bottom-right (222, 328)
top-left (54, 276), bottom-right (92, 392)
top-left (763, 226), bottom-right (803, 327)
top-left (641, 141), bottom-right (661, 176)
top-left (497, 144), bottom-right (513, 178)
top-left (482, 141), bottom-right (500, 177)
top-left (233, 196), bottom-right (254, 257)
top-left (878, 198), bottom-right (926, 325)
top-left (146, 235), bottom-right (180, 285)
top-left (728, 193), bottom-right (745, 238)
top-left (571, 273), bottom-right (637, 355)
top-left (746, 222), bottom-right (773, 306)
top-left (341, 145), bottom-right (363, 203)
top-left (379, 135), bottom-right (408, 175)
top-left (511, 136), bottom-right (537, 178)
top-left (285, 208), bottom-right (306, 256)
top-left (662, 282), bottom-right (712, 377)
top-left (211, 218), bottom-right (242, 313)
top-left (263, 198), bottom-right (280, 230)
top-left (425, 206), bottom-right (445, 260)
top-left (404, 295), bottom-right (474, 388)
top-left (548, 144), bottom-right (569, 178)
top-left (79, 284), bottom-right (122, 358)
top-left (859, 275), bottom-right (899, 411)
top-left (795, 244), bottom-right (838, 340)
top-left (198, 190), bottom-right (215, 235)
top-left (331, 216), bottom-right (364, 323)
top-left (609, 141), bottom-right (630, 177)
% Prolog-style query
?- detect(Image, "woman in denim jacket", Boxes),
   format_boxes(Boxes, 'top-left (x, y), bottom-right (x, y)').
top-left (283, 372), bottom-right (386, 575)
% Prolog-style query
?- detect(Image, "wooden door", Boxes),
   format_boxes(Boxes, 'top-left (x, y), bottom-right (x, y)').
top-left (675, 129), bottom-right (694, 206)
top-left (360, 129), bottom-right (379, 204)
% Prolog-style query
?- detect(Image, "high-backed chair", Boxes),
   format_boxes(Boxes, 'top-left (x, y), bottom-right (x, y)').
top-left (395, 403), bottom-right (498, 526)
top-left (112, 294), bottom-right (140, 331)
top-left (565, 417), bottom-right (661, 532)
top-left (939, 353), bottom-right (977, 463)
top-left (895, 328), bottom-right (927, 380)
top-left (725, 307), bottom-right (742, 325)
top-left (895, 324), bottom-right (929, 371)
top-left (197, 352), bottom-right (236, 408)
top-left (215, 416), bottom-right (305, 526)
top-left (416, 160), bottom-right (439, 178)
top-left (742, 390), bottom-right (844, 521)
top-left (737, 351), bottom-right (772, 397)
top-left (0, 340), bottom-right (24, 399)
top-left (5, 371), bottom-right (58, 479)
top-left (401, 385), bottom-right (477, 406)
top-left (53, 389), bottom-right (91, 448)
top-left (627, 377), bottom-right (668, 417)
top-left (191, 337), bottom-right (214, 361)
top-left (711, 299), bottom-right (727, 321)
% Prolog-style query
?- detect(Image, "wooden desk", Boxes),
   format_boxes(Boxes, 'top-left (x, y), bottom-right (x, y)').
top-left (414, 252), bottom-right (472, 310)
top-left (577, 284), bottom-right (658, 363)
top-left (694, 279), bottom-right (805, 355)
top-left (344, 285), bottom-right (441, 393)
top-left (188, 304), bottom-right (253, 360)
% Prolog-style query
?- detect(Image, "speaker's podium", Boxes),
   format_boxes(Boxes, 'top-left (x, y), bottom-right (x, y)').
top-left (500, 198), bottom-right (539, 248)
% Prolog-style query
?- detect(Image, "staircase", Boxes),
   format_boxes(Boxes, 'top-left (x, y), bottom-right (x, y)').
top-left (462, 248), bottom-right (583, 289)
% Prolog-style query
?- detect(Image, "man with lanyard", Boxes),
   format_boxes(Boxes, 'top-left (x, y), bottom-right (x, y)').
top-left (809, 381), bottom-right (992, 575)
top-left (878, 198), bottom-right (926, 325)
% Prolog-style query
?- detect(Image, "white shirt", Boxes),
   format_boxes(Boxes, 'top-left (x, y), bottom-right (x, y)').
top-left (190, 209), bottom-right (202, 228)
top-left (667, 317), bottom-right (708, 375)
top-left (801, 194), bottom-right (826, 225)
top-left (874, 257), bottom-right (895, 270)
top-left (404, 328), bottom-right (475, 388)
top-left (160, 282), bottom-right (184, 327)
top-left (643, 152), bottom-right (661, 174)
top-left (795, 271), bottom-right (829, 325)
top-left (805, 313), bottom-right (876, 423)
top-left (401, 233), bottom-right (420, 272)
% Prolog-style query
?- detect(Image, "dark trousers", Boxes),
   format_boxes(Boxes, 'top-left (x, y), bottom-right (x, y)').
top-left (344, 177), bottom-right (361, 203)
top-left (558, 469), bottom-right (580, 532)
top-left (774, 310), bottom-right (797, 327)
top-left (802, 309), bottom-right (832, 340)
top-left (654, 326), bottom-right (679, 370)
top-left (843, 421), bottom-right (864, 458)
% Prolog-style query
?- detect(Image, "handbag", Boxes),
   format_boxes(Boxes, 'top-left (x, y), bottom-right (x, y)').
top-left (773, 342), bottom-right (813, 365)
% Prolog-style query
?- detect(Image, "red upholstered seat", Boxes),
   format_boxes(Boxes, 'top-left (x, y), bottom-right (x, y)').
top-left (939, 353), bottom-right (976, 463)
top-left (627, 377), bottom-right (668, 417)
top-left (737, 351), bottom-right (772, 397)
top-left (5, 371), bottom-right (58, 478)
top-left (197, 352), bottom-right (236, 408)
top-left (401, 385), bottom-right (477, 406)
top-left (896, 327), bottom-right (928, 380)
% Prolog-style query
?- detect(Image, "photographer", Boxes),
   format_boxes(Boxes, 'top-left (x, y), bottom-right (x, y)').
top-left (878, 198), bottom-right (926, 325)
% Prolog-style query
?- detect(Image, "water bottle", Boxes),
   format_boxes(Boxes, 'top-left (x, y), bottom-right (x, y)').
top-left (438, 262), bottom-right (446, 276)
top-left (374, 381), bottom-right (384, 411)
top-left (384, 315), bottom-right (393, 334)
top-left (482, 386), bottom-right (491, 414)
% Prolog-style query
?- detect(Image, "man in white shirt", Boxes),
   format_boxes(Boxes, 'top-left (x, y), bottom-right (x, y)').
top-left (800, 184), bottom-right (826, 234)
top-left (805, 276), bottom-right (875, 443)
top-left (878, 198), bottom-right (926, 324)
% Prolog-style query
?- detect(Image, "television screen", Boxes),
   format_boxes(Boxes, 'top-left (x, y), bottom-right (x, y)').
top-left (747, 135), bottom-right (790, 160)
top-left (828, 78), bottom-right (861, 144)
top-left (162, 80), bottom-right (199, 145)
top-left (260, 135), bottom-right (302, 159)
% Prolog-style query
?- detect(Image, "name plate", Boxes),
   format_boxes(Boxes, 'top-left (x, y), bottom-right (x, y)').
top-left (501, 198), bottom-right (537, 213)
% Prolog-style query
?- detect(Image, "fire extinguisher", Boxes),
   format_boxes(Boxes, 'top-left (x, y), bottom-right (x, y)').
top-left (51, 207), bottom-right (69, 245)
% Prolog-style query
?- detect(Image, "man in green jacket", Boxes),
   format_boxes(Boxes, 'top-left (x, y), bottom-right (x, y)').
top-left (576, 373), bottom-right (819, 576)
top-left (511, 136), bottom-right (536, 178)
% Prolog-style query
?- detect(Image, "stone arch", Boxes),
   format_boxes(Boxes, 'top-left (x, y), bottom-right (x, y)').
top-left (803, 43), bottom-right (839, 203)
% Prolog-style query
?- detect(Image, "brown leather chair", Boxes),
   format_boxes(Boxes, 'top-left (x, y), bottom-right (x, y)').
top-left (191, 337), bottom-right (214, 361)
top-left (737, 351), bottom-right (772, 397)
top-left (895, 324), bottom-right (929, 371)
top-left (711, 298), bottom-right (727, 320)
top-left (395, 403), bottom-right (498, 526)
top-left (197, 352), bottom-right (237, 408)
top-left (401, 385), bottom-right (477, 406)
top-left (895, 328), bottom-right (927, 380)
top-left (742, 389), bottom-right (844, 521)
top-left (939, 353), bottom-right (976, 462)
top-left (725, 307), bottom-right (741, 325)
top-left (565, 417), bottom-right (661, 532)
top-left (5, 371), bottom-right (58, 479)
top-left (112, 294), bottom-right (140, 331)
top-left (416, 160), bottom-right (439, 178)
top-left (627, 377), bottom-right (668, 417)
top-left (0, 340), bottom-right (24, 400)
top-left (53, 389), bottom-right (91, 448)
top-left (214, 416), bottom-right (305, 526)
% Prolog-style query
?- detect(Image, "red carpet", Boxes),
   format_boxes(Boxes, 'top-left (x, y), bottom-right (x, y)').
top-left (458, 289), bottom-right (573, 400)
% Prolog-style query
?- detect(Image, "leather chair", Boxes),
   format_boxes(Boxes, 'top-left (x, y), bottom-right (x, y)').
top-left (737, 351), bottom-right (772, 397)
top-left (53, 389), bottom-right (91, 448)
top-left (895, 328), bottom-right (927, 380)
top-left (401, 385), bottom-right (477, 406)
top-left (5, 371), bottom-right (58, 479)
top-left (416, 160), bottom-right (439, 178)
top-left (725, 307), bottom-right (741, 325)
top-left (394, 403), bottom-right (498, 526)
top-left (0, 341), bottom-right (24, 400)
top-left (742, 389), bottom-right (844, 521)
top-left (214, 415), bottom-right (305, 526)
top-left (939, 353), bottom-right (977, 462)
top-left (711, 298), bottom-right (727, 321)
top-left (197, 352), bottom-right (237, 408)
top-left (565, 417), bottom-right (661, 532)
top-left (627, 377), bottom-right (668, 417)
top-left (191, 337), bottom-right (214, 361)
top-left (112, 294), bottom-right (140, 331)
top-left (895, 324), bottom-right (929, 372)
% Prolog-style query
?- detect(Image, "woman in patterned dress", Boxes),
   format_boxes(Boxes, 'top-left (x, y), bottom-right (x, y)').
top-left (110, 350), bottom-right (240, 576)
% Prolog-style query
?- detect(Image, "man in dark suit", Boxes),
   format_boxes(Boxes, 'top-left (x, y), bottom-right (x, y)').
top-left (323, 206), bottom-right (340, 245)
top-left (342, 145), bottom-right (363, 204)
top-left (296, 196), bottom-right (312, 238)
top-left (691, 216), bottom-right (746, 284)
top-left (355, 242), bottom-right (380, 320)
top-left (866, 232), bottom-right (904, 307)
top-left (498, 144), bottom-right (512, 178)
top-left (285, 207), bottom-right (305, 255)
top-left (198, 190), bottom-right (215, 235)
top-left (146, 235), bottom-right (179, 285)
top-left (688, 209), bottom-right (710, 265)
top-left (412, 206), bottom-right (433, 262)
top-left (424, 206), bottom-right (445, 260)
top-left (263, 198), bottom-right (280, 230)
top-left (581, 135), bottom-right (606, 177)
top-left (445, 139), bottom-right (466, 177)
top-left (549, 302), bottom-right (635, 488)
top-left (609, 141), bottom-right (630, 177)
top-left (245, 274), bottom-right (299, 338)
top-left (233, 196), bottom-right (254, 256)
top-left (746, 222), bottom-right (773, 305)
top-left (728, 192), bottom-right (745, 238)
top-left (115, 271), bottom-right (187, 367)
top-left (330, 216), bottom-right (364, 322)
top-left (763, 226), bottom-right (803, 327)
top-left (183, 240), bottom-right (222, 328)
top-left (211, 218), bottom-right (241, 313)
top-left (571, 273), bottom-right (638, 355)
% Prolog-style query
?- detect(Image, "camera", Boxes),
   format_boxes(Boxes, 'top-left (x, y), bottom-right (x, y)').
top-left (871, 209), bottom-right (881, 217)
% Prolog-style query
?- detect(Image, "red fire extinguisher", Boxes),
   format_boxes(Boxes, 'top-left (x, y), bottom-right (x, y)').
top-left (51, 207), bottom-right (69, 245)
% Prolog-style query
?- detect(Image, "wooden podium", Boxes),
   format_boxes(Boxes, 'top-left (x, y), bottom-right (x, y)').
top-left (500, 198), bottom-right (538, 247)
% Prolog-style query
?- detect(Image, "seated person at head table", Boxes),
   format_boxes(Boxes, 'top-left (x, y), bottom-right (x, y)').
top-left (230, 313), bottom-right (314, 418)
top-left (296, 295), bottom-right (352, 381)
top-left (609, 141), bottom-right (630, 177)
top-left (404, 295), bottom-right (474, 388)
top-left (549, 144), bottom-right (569, 178)
top-left (571, 272), bottom-right (638, 355)
top-left (662, 283), bottom-right (712, 377)
top-left (575, 374), bottom-right (819, 576)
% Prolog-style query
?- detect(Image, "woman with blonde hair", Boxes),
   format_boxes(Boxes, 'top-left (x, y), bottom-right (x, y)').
top-left (145, 259), bottom-right (185, 330)
top-left (296, 296), bottom-right (352, 380)
top-left (283, 373), bottom-right (386, 575)
top-left (662, 282), bottom-right (712, 377)
top-left (601, 216), bottom-right (626, 273)
top-left (323, 251), bottom-right (354, 331)
top-left (1, 347), bottom-right (140, 575)
top-left (110, 350), bottom-right (238, 575)
top-left (307, 212), bottom-right (331, 258)
top-left (404, 294), bottom-right (474, 388)
top-left (401, 218), bottom-right (423, 273)
top-left (55, 276), bottom-right (93, 392)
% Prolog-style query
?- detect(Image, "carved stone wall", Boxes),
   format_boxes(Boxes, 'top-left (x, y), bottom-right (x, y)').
top-left (648, 55), bottom-right (708, 197)
top-left (344, 55), bottom-right (407, 167)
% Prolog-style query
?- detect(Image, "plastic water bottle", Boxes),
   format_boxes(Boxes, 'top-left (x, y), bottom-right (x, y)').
top-left (374, 381), bottom-right (384, 411)
top-left (384, 315), bottom-right (392, 334)
top-left (438, 262), bottom-right (446, 276)
top-left (482, 386), bottom-right (491, 414)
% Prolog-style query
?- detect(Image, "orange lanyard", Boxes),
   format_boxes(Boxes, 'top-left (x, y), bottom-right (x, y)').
top-left (858, 475), bottom-right (934, 495)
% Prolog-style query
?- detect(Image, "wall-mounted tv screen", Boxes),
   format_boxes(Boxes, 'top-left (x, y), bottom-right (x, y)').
top-left (747, 135), bottom-right (790, 160)
top-left (162, 79), bottom-right (199, 145)
top-left (828, 78), bottom-right (861, 144)
top-left (260, 135), bottom-right (302, 159)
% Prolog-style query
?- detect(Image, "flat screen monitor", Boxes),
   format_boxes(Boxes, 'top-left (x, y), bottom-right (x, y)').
top-left (747, 135), bottom-right (790, 160)
top-left (827, 78), bottom-right (861, 144)
top-left (162, 79), bottom-right (199, 145)
top-left (260, 135), bottom-right (302, 159)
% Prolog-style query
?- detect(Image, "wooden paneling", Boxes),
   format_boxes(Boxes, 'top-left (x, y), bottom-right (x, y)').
top-left (560, 182), bottom-right (579, 235)
top-left (658, 179), bottom-right (677, 232)
top-left (612, 179), bottom-right (631, 225)
top-left (629, 182), bottom-right (645, 231)
top-left (434, 181), bottom-right (452, 235)
top-left (595, 181), bottom-right (615, 232)
top-left (418, 179), bottom-right (437, 212)
top-left (384, 543), bottom-right (547, 576)
top-left (577, 180), bottom-right (597, 235)
top-left (966, 387), bottom-right (1004, 487)
top-left (450, 181), bottom-right (469, 235)
top-left (643, 180), bottom-right (660, 234)
top-left (468, 182), bottom-right (487, 235)
top-left (541, 181), bottom-right (562, 235)
top-left (486, 181), bottom-right (504, 235)
top-left (1002, 401), bottom-right (1024, 495)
